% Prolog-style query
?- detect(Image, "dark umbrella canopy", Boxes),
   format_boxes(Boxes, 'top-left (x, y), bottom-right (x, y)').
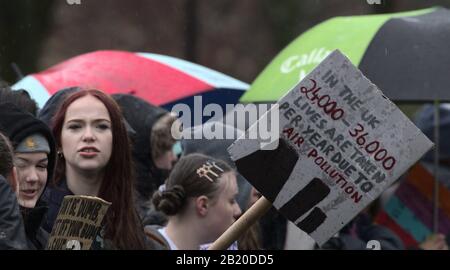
top-left (241, 7), bottom-right (450, 103)
top-left (359, 8), bottom-right (450, 101)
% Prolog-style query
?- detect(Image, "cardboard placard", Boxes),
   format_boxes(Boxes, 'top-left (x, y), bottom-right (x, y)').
top-left (228, 50), bottom-right (434, 246)
top-left (46, 195), bottom-right (111, 250)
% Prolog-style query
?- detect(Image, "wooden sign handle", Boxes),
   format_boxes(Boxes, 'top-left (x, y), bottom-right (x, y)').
top-left (208, 196), bottom-right (272, 250)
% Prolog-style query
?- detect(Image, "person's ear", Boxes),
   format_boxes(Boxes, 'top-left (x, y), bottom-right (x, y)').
top-left (195, 195), bottom-right (209, 217)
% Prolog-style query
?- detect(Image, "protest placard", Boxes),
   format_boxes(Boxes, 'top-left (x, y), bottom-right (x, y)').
top-left (227, 49), bottom-right (434, 246)
top-left (46, 195), bottom-right (111, 250)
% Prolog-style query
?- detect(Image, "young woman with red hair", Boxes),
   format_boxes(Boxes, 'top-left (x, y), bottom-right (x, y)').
top-left (43, 89), bottom-right (147, 249)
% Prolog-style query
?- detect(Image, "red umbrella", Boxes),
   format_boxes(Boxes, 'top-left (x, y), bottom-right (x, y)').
top-left (12, 50), bottom-right (248, 110)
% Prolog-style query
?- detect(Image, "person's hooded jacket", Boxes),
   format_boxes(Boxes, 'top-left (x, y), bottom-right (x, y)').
top-left (181, 121), bottom-right (252, 211)
top-left (321, 212), bottom-right (404, 250)
top-left (0, 102), bottom-right (56, 249)
top-left (112, 94), bottom-right (168, 223)
top-left (414, 104), bottom-right (450, 188)
top-left (0, 175), bottom-right (28, 249)
top-left (38, 87), bottom-right (81, 127)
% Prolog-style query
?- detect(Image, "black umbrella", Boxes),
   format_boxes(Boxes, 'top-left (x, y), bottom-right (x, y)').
top-left (241, 7), bottom-right (450, 103)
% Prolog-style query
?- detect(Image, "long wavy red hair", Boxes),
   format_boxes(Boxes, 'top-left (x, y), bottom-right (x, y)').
top-left (51, 89), bottom-right (145, 249)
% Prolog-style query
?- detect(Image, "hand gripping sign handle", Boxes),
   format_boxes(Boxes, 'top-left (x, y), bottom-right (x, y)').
top-left (208, 196), bottom-right (272, 250)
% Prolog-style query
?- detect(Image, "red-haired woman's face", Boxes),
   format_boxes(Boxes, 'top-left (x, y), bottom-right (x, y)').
top-left (61, 95), bottom-right (113, 174)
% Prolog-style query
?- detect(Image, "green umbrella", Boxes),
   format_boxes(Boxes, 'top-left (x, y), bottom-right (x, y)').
top-left (241, 7), bottom-right (450, 103)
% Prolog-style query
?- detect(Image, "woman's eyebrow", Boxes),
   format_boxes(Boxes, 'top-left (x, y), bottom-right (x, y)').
top-left (65, 118), bottom-right (111, 123)
top-left (15, 157), bottom-right (29, 163)
top-left (93, 119), bottom-right (111, 123)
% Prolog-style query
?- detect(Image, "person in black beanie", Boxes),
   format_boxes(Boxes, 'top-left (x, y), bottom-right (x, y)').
top-left (0, 102), bottom-right (56, 249)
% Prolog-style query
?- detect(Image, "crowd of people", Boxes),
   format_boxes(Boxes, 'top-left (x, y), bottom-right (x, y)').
top-left (0, 84), bottom-right (448, 250)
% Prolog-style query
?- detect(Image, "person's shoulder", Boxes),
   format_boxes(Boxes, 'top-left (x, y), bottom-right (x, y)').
top-left (41, 179), bottom-right (72, 233)
top-left (143, 225), bottom-right (170, 250)
top-left (43, 179), bottom-right (72, 204)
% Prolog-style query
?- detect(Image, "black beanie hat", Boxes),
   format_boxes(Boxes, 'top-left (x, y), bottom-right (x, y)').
top-left (0, 102), bottom-right (56, 186)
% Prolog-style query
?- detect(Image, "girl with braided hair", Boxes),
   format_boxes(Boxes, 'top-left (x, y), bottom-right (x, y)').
top-left (146, 153), bottom-right (242, 250)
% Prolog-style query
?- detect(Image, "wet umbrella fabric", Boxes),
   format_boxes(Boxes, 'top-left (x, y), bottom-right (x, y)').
top-left (240, 7), bottom-right (450, 103)
top-left (12, 50), bottom-right (249, 110)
